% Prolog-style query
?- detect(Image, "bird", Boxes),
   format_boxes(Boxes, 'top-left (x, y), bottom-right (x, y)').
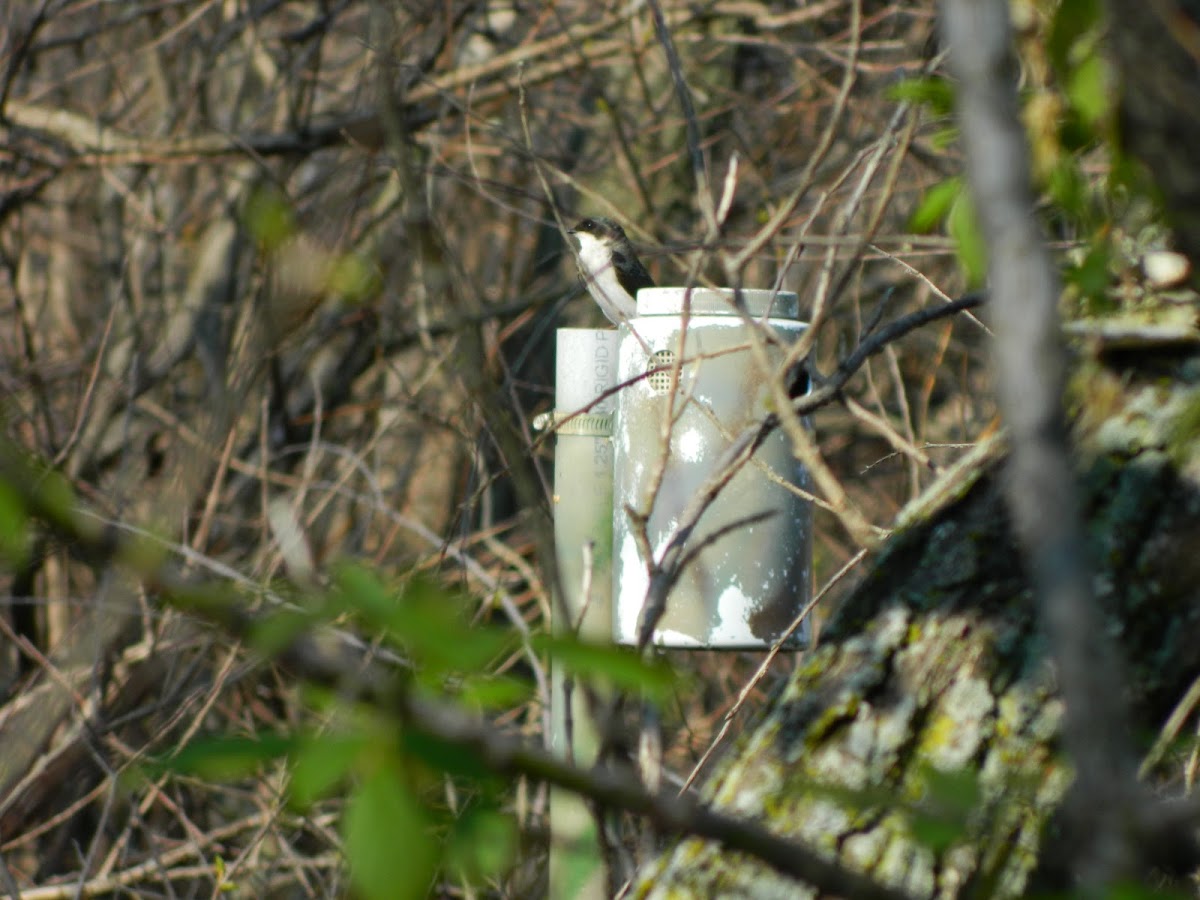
top-left (568, 217), bottom-right (655, 325)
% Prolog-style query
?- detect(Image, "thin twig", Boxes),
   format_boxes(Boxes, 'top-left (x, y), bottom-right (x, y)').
top-left (633, 292), bottom-right (986, 644)
top-left (940, 0), bottom-right (1137, 884)
top-left (645, 0), bottom-right (714, 231)
top-left (681, 547), bottom-right (869, 792)
top-left (0, 448), bottom-right (913, 900)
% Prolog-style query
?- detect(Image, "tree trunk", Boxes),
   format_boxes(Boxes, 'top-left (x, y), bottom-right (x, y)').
top-left (636, 338), bottom-right (1200, 897)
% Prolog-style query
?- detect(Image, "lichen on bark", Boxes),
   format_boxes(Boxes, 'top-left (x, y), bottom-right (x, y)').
top-left (636, 341), bottom-right (1200, 897)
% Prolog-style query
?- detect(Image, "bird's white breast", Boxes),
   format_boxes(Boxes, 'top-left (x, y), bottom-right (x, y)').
top-left (574, 232), bottom-right (638, 323)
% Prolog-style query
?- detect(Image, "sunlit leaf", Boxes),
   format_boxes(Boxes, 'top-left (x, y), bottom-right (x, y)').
top-left (947, 191), bottom-right (988, 287)
top-left (930, 125), bottom-right (959, 150)
top-left (908, 178), bottom-right (962, 234)
top-left (887, 76), bottom-right (956, 117)
top-left (1067, 53), bottom-right (1109, 127)
top-left (214, 855), bottom-right (236, 892)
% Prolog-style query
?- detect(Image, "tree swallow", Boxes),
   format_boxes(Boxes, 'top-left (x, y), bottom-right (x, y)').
top-left (569, 217), bottom-right (655, 325)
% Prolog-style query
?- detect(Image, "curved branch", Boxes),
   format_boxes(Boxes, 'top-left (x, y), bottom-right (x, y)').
top-left (939, 0), bottom-right (1139, 885)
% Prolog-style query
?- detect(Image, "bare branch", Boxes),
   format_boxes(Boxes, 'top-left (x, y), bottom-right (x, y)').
top-left (939, 0), bottom-right (1139, 884)
top-left (635, 292), bottom-right (986, 646)
top-left (0, 450), bottom-right (912, 900)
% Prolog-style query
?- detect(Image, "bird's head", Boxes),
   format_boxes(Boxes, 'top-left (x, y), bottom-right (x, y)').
top-left (567, 216), bottom-right (655, 324)
top-left (569, 217), bottom-right (629, 247)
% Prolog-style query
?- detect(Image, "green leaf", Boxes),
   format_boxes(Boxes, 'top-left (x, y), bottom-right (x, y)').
top-left (909, 814), bottom-right (963, 853)
top-left (906, 765), bottom-right (982, 853)
top-left (908, 178), bottom-right (962, 234)
top-left (534, 634), bottom-right (676, 700)
top-left (1048, 0), bottom-right (1102, 74)
top-left (1058, 113), bottom-right (1097, 155)
top-left (289, 733), bottom-right (367, 809)
top-left (214, 855), bottom-right (236, 892)
top-left (1047, 160), bottom-right (1089, 220)
top-left (154, 734), bottom-right (295, 780)
top-left (332, 562), bottom-right (395, 626)
top-left (326, 253), bottom-right (379, 302)
top-left (920, 766), bottom-right (981, 817)
top-left (947, 190), bottom-right (988, 287)
top-left (401, 730), bottom-right (494, 782)
top-left (1065, 241), bottom-right (1111, 308)
top-left (344, 766), bottom-right (437, 900)
top-left (887, 76), bottom-right (956, 117)
top-left (930, 125), bottom-right (959, 151)
top-left (1168, 393), bottom-right (1200, 465)
top-left (36, 467), bottom-right (77, 529)
top-left (410, 618), bottom-right (516, 673)
top-left (249, 607), bottom-right (317, 656)
top-left (455, 673), bottom-right (534, 710)
top-left (1107, 881), bottom-right (1194, 900)
top-left (1067, 53), bottom-right (1109, 127)
top-left (0, 479), bottom-right (29, 566)
top-left (447, 805), bottom-right (517, 882)
top-left (244, 188), bottom-right (296, 250)
top-left (550, 817), bottom-right (604, 899)
top-left (166, 580), bottom-right (246, 619)
top-left (334, 565), bottom-right (517, 673)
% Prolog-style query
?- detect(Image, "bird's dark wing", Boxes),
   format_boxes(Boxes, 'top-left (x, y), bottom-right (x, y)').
top-left (613, 248), bottom-right (656, 293)
top-left (786, 359), bottom-right (811, 398)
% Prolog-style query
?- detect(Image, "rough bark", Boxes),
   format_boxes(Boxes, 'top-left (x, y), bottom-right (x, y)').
top-left (635, 336), bottom-right (1200, 897)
